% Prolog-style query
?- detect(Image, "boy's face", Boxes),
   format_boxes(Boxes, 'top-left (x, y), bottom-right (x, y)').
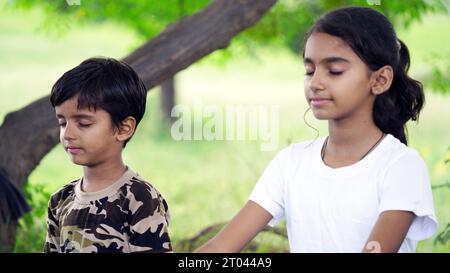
top-left (55, 96), bottom-right (122, 167)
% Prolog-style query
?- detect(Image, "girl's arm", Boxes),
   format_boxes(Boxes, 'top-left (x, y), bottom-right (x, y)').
top-left (196, 200), bottom-right (273, 253)
top-left (362, 210), bottom-right (415, 253)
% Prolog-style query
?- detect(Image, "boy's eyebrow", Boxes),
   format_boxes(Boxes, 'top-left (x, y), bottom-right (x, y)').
top-left (304, 57), bottom-right (350, 64)
top-left (56, 114), bottom-right (95, 119)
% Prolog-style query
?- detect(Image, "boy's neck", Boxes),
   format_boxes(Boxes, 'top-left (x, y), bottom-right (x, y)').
top-left (81, 158), bottom-right (127, 193)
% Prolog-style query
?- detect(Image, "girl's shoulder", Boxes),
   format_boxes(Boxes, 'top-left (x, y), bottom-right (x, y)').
top-left (280, 135), bottom-right (425, 169)
top-left (381, 134), bottom-right (426, 168)
top-left (271, 137), bottom-right (326, 167)
top-left (284, 137), bottom-right (326, 157)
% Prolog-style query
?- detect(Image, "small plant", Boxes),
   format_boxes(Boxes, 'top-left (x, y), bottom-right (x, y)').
top-left (13, 182), bottom-right (51, 253)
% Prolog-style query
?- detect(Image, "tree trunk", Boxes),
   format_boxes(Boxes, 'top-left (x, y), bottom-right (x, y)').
top-left (0, 221), bottom-right (17, 252)
top-left (0, 0), bottom-right (277, 251)
top-left (160, 77), bottom-right (176, 124)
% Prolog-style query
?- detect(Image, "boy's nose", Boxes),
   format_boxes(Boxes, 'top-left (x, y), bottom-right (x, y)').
top-left (62, 124), bottom-right (76, 141)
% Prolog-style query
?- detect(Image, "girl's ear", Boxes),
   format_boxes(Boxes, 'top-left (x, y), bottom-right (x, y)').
top-left (370, 65), bottom-right (394, 95)
top-left (116, 117), bottom-right (136, 143)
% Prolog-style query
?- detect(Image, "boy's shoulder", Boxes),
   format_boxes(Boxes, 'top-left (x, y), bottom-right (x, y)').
top-left (125, 172), bottom-right (162, 195)
top-left (47, 170), bottom-right (167, 209)
top-left (119, 170), bottom-right (168, 204)
top-left (119, 170), bottom-right (170, 218)
top-left (49, 179), bottom-right (78, 208)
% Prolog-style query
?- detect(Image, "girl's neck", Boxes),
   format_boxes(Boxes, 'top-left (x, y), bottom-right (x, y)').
top-left (327, 113), bottom-right (382, 144)
top-left (323, 116), bottom-right (384, 168)
top-left (82, 157), bottom-right (127, 192)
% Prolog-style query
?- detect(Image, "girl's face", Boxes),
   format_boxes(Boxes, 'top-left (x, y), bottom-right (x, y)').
top-left (303, 32), bottom-right (375, 121)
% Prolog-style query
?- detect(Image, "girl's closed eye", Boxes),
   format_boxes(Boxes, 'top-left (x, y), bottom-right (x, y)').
top-left (304, 65), bottom-right (315, 76)
top-left (329, 70), bottom-right (344, 75)
top-left (304, 69), bottom-right (344, 76)
top-left (305, 70), bottom-right (315, 76)
top-left (327, 64), bottom-right (346, 76)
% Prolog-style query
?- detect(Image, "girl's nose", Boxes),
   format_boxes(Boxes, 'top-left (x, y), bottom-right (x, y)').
top-left (308, 71), bottom-right (325, 92)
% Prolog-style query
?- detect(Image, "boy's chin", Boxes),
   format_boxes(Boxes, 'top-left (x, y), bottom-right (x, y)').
top-left (68, 156), bottom-right (89, 166)
top-left (71, 160), bottom-right (88, 166)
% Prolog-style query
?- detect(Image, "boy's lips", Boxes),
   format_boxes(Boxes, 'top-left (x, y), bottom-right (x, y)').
top-left (66, 146), bottom-right (83, 154)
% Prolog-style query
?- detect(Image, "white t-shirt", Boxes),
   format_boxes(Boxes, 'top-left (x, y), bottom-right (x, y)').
top-left (249, 134), bottom-right (437, 253)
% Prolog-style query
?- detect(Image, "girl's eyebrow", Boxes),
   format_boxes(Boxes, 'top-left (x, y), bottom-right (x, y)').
top-left (304, 57), bottom-right (350, 65)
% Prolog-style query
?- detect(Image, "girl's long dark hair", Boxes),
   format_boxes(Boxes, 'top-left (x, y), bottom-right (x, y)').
top-left (304, 7), bottom-right (424, 145)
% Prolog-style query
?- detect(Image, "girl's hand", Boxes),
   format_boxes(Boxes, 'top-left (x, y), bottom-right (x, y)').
top-left (363, 210), bottom-right (415, 253)
top-left (196, 201), bottom-right (273, 253)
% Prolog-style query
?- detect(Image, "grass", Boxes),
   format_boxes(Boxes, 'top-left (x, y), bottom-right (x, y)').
top-left (1, 6), bottom-right (449, 252)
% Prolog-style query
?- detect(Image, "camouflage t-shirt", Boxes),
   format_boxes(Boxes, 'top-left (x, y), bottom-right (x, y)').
top-left (44, 168), bottom-right (172, 253)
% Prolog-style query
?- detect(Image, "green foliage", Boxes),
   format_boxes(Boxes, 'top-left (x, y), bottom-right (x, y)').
top-left (5, 0), bottom-right (448, 77)
top-left (434, 223), bottom-right (450, 247)
top-left (432, 147), bottom-right (450, 249)
top-left (6, 0), bottom-right (448, 52)
top-left (427, 55), bottom-right (450, 94)
top-left (13, 182), bottom-right (51, 253)
top-left (6, 0), bottom-right (210, 39)
top-left (320, 0), bottom-right (448, 27)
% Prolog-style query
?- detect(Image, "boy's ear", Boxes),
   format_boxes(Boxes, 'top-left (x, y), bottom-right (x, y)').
top-left (115, 117), bottom-right (137, 143)
top-left (370, 65), bottom-right (394, 96)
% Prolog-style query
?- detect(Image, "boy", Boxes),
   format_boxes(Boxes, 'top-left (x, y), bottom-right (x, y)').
top-left (44, 57), bottom-right (172, 253)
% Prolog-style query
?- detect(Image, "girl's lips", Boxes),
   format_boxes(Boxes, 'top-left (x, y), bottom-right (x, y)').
top-left (310, 98), bottom-right (332, 107)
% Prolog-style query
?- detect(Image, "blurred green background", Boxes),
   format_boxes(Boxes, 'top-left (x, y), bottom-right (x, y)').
top-left (0, 0), bottom-right (449, 252)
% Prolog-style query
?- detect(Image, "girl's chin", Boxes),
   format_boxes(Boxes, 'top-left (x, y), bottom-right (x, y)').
top-left (312, 115), bottom-right (328, 120)
top-left (310, 111), bottom-right (331, 120)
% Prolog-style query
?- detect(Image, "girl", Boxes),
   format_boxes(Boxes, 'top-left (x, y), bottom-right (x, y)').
top-left (197, 6), bottom-right (437, 253)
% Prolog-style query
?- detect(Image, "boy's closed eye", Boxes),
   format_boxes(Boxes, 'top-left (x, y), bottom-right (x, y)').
top-left (77, 119), bottom-right (93, 127)
top-left (58, 119), bottom-right (66, 127)
top-left (57, 119), bottom-right (93, 128)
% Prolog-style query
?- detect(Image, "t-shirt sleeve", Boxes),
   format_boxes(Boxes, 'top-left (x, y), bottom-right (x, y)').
top-left (127, 185), bottom-right (172, 253)
top-left (43, 197), bottom-right (61, 253)
top-left (378, 150), bottom-right (438, 241)
top-left (248, 146), bottom-right (291, 227)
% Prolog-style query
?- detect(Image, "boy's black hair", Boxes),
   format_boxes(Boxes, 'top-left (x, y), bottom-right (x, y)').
top-left (50, 57), bottom-right (147, 147)
top-left (303, 7), bottom-right (424, 145)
